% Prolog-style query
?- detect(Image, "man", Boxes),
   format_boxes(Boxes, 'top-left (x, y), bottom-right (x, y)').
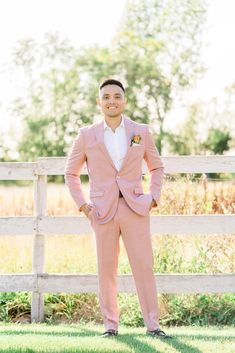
top-left (64, 79), bottom-right (171, 338)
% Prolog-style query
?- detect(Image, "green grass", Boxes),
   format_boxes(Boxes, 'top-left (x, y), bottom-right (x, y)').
top-left (0, 323), bottom-right (234, 353)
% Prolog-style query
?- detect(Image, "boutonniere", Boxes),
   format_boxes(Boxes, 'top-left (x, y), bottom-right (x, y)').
top-left (130, 134), bottom-right (142, 146)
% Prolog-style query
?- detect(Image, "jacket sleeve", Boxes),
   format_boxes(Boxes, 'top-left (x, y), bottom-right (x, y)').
top-left (144, 126), bottom-right (164, 205)
top-left (64, 129), bottom-right (87, 211)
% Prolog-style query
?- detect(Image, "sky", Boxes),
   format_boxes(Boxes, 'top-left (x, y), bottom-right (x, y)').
top-left (190, 0), bottom-right (235, 98)
top-left (0, 0), bottom-right (235, 136)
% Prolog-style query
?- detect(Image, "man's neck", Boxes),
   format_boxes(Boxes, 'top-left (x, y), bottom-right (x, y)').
top-left (104, 115), bottom-right (123, 132)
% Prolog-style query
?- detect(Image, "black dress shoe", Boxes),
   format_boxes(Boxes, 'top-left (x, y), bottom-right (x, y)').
top-left (146, 328), bottom-right (172, 339)
top-left (101, 329), bottom-right (118, 338)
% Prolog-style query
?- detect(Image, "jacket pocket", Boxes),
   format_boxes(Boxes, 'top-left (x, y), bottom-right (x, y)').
top-left (134, 187), bottom-right (144, 195)
top-left (90, 190), bottom-right (104, 197)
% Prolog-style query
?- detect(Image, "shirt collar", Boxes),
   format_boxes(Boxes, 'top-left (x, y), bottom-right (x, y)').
top-left (103, 115), bottom-right (125, 130)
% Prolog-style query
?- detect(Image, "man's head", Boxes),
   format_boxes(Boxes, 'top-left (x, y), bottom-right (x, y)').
top-left (97, 79), bottom-right (127, 119)
top-left (99, 79), bottom-right (125, 93)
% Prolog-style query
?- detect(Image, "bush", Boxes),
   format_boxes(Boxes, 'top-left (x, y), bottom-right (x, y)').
top-left (160, 293), bottom-right (235, 326)
top-left (0, 292), bottom-right (234, 326)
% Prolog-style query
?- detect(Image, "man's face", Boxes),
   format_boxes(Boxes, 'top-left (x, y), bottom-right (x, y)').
top-left (97, 84), bottom-right (127, 118)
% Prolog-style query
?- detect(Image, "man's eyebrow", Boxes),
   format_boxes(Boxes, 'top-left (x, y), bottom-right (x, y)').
top-left (102, 93), bottom-right (122, 96)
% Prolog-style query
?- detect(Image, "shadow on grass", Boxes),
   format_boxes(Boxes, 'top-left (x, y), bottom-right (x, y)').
top-left (98, 333), bottom-right (203, 353)
top-left (0, 325), bottom-right (99, 338)
top-left (0, 326), bottom-right (234, 340)
top-left (0, 325), bottom-right (234, 353)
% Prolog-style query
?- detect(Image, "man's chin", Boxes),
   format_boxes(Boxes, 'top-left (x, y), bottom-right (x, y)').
top-left (106, 112), bottom-right (122, 118)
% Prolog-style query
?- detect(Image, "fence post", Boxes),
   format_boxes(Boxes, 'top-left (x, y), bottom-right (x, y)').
top-left (31, 174), bottom-right (47, 322)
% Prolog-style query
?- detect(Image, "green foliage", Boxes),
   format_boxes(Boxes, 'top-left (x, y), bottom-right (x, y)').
top-left (10, 1), bottom-right (207, 160)
top-left (203, 128), bottom-right (232, 154)
top-left (165, 100), bottom-right (233, 156)
top-left (119, 294), bottom-right (144, 327)
top-left (165, 102), bottom-right (205, 155)
top-left (0, 292), bottom-right (30, 322)
top-left (44, 293), bottom-right (101, 324)
top-left (1, 291), bottom-right (234, 327)
top-left (0, 133), bottom-right (11, 162)
top-left (161, 293), bottom-right (235, 326)
top-left (13, 33), bottom-right (94, 161)
top-left (152, 235), bottom-right (210, 274)
top-left (111, 0), bottom-right (207, 152)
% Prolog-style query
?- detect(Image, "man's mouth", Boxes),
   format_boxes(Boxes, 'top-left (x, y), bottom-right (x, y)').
top-left (107, 106), bottom-right (117, 109)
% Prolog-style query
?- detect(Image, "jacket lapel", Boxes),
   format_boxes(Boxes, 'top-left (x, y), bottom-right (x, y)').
top-left (94, 120), bottom-right (117, 170)
top-left (119, 116), bottom-right (135, 171)
top-left (94, 115), bottom-right (136, 172)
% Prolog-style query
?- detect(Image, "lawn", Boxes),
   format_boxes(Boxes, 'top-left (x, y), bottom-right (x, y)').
top-left (0, 323), bottom-right (234, 353)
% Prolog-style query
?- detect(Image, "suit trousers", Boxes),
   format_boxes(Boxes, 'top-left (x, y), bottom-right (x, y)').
top-left (89, 196), bottom-right (160, 331)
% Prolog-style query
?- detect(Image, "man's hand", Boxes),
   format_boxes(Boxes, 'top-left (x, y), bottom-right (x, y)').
top-left (80, 203), bottom-right (93, 217)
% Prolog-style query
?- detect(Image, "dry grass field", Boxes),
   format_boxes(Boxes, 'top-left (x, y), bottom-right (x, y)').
top-left (0, 176), bottom-right (234, 326)
top-left (0, 176), bottom-right (234, 275)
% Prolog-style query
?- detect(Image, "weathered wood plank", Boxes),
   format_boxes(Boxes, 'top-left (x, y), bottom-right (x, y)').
top-left (0, 274), bottom-right (36, 291)
top-left (37, 273), bottom-right (235, 293)
top-left (0, 217), bottom-right (36, 235)
top-left (38, 215), bottom-right (235, 235)
top-left (150, 214), bottom-right (235, 235)
top-left (31, 292), bottom-right (44, 323)
top-left (0, 162), bottom-right (38, 180)
top-left (1, 274), bottom-right (234, 293)
top-left (37, 156), bottom-right (235, 175)
top-left (162, 155), bottom-right (235, 173)
top-left (154, 274), bottom-right (235, 294)
top-left (37, 157), bottom-right (87, 175)
top-left (31, 175), bottom-right (47, 322)
top-left (0, 156), bottom-right (234, 179)
top-left (1, 214), bottom-right (234, 235)
top-left (0, 156), bottom-right (234, 178)
top-left (38, 216), bottom-right (91, 234)
top-left (38, 274), bottom-right (98, 293)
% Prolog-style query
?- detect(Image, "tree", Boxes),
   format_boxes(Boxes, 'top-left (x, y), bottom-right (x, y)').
top-left (63, 0), bottom-right (207, 154)
top-left (165, 101), bottom-right (206, 155)
top-left (0, 133), bottom-right (11, 162)
top-left (11, 0), bottom-right (207, 160)
top-left (12, 33), bottom-right (93, 161)
top-left (203, 128), bottom-right (231, 154)
top-left (166, 99), bottom-right (233, 156)
top-left (111, 0), bottom-right (207, 153)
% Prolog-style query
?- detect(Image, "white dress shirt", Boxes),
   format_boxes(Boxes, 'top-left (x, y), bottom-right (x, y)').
top-left (103, 116), bottom-right (127, 171)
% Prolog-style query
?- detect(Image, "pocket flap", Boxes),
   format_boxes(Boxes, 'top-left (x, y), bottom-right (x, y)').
top-left (134, 187), bottom-right (144, 194)
top-left (90, 190), bottom-right (104, 197)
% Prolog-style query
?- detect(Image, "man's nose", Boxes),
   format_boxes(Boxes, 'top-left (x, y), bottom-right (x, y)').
top-left (108, 97), bottom-right (115, 104)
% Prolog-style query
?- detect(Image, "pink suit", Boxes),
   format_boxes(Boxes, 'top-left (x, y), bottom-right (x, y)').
top-left (65, 115), bottom-right (164, 331)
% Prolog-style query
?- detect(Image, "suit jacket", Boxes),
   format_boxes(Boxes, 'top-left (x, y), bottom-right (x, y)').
top-left (64, 115), bottom-right (164, 224)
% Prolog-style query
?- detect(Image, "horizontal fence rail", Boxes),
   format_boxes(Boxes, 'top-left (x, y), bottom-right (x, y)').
top-left (0, 155), bottom-right (234, 322)
top-left (0, 215), bottom-right (235, 235)
top-left (1, 155), bottom-right (235, 178)
top-left (0, 274), bottom-right (234, 294)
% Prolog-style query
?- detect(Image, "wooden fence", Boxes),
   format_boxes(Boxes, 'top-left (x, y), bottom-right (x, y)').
top-left (0, 155), bottom-right (234, 322)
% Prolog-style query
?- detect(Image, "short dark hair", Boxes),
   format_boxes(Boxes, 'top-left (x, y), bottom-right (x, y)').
top-left (99, 79), bottom-right (125, 93)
